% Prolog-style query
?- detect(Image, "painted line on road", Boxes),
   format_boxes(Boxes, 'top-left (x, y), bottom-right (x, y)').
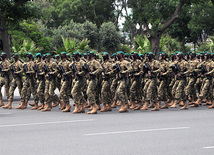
top-left (85, 127), bottom-right (190, 136)
top-left (0, 119), bottom-right (94, 128)
top-left (203, 146), bottom-right (214, 149)
top-left (0, 113), bottom-right (11, 115)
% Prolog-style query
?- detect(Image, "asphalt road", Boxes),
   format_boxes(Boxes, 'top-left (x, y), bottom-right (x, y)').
top-left (0, 100), bottom-right (214, 155)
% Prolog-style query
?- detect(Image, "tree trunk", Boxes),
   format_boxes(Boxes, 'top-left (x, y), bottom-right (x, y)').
top-left (0, 13), bottom-right (11, 58)
top-left (149, 34), bottom-right (161, 59)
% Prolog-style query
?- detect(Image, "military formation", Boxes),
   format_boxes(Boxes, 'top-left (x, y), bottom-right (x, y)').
top-left (0, 50), bottom-right (214, 114)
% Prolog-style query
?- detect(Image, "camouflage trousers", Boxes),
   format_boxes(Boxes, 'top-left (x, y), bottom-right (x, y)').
top-left (185, 77), bottom-right (197, 101)
top-left (86, 78), bottom-right (98, 105)
top-left (101, 79), bottom-right (112, 105)
top-left (20, 77), bottom-right (39, 104)
top-left (0, 76), bottom-right (10, 100)
top-left (199, 78), bottom-right (211, 100)
top-left (59, 79), bottom-right (69, 103)
top-left (144, 78), bottom-right (157, 103)
top-left (110, 78), bottom-right (118, 101)
top-left (172, 79), bottom-right (186, 101)
top-left (71, 79), bottom-right (84, 105)
top-left (37, 79), bottom-right (45, 103)
top-left (157, 79), bottom-right (168, 101)
top-left (8, 77), bottom-right (23, 102)
top-left (45, 78), bottom-right (60, 103)
top-left (115, 79), bottom-right (128, 104)
top-left (130, 77), bottom-right (141, 102)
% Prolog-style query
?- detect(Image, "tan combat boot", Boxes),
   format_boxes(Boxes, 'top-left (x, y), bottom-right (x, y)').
top-left (148, 102), bottom-right (155, 108)
top-left (190, 98), bottom-right (201, 107)
top-left (78, 105), bottom-right (85, 113)
top-left (88, 105), bottom-right (93, 111)
top-left (119, 103), bottom-right (129, 113)
top-left (117, 101), bottom-right (122, 106)
top-left (41, 103), bottom-right (52, 112)
top-left (62, 102), bottom-right (71, 112)
top-left (168, 99), bottom-right (174, 106)
top-left (100, 104), bottom-right (107, 112)
top-left (151, 102), bottom-right (160, 111)
top-left (180, 101), bottom-right (188, 110)
top-left (31, 103), bottom-right (39, 110)
top-left (170, 100), bottom-right (179, 108)
top-left (37, 103), bottom-right (44, 110)
top-left (140, 101), bottom-right (149, 110)
top-left (59, 100), bottom-right (65, 110)
top-left (161, 101), bottom-right (168, 109)
top-left (129, 101), bottom-right (136, 109)
top-left (0, 99), bottom-right (4, 107)
top-left (88, 104), bottom-right (98, 114)
top-left (111, 100), bottom-right (117, 108)
top-left (52, 101), bottom-right (59, 107)
top-left (106, 104), bottom-right (112, 111)
top-left (134, 104), bottom-right (142, 110)
top-left (2, 101), bottom-right (12, 109)
top-left (208, 101), bottom-right (214, 109)
top-left (29, 103), bottom-right (35, 107)
top-left (72, 104), bottom-right (79, 114)
top-left (179, 101), bottom-right (185, 106)
top-left (15, 102), bottom-right (26, 109)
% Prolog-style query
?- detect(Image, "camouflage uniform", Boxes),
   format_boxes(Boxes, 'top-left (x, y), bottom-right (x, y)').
top-left (7, 60), bottom-right (23, 102)
top-left (0, 59), bottom-right (11, 101)
top-left (20, 61), bottom-right (39, 106)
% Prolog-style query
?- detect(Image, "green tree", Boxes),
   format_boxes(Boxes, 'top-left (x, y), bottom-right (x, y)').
top-left (99, 22), bottom-right (121, 53)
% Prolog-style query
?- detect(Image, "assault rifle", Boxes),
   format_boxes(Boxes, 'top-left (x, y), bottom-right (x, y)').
top-left (101, 64), bottom-right (109, 80)
top-left (10, 65), bottom-right (18, 78)
top-left (115, 63), bottom-right (125, 80)
top-left (43, 65), bottom-right (53, 79)
top-left (200, 64), bottom-right (212, 80)
top-left (0, 64), bottom-right (5, 77)
top-left (83, 63), bottom-right (94, 80)
top-left (33, 64), bottom-right (44, 80)
top-left (23, 64), bottom-right (29, 78)
top-left (143, 63), bottom-right (155, 78)
top-left (57, 65), bottom-right (69, 82)
top-left (171, 63), bottom-right (186, 80)
top-left (71, 63), bottom-right (79, 80)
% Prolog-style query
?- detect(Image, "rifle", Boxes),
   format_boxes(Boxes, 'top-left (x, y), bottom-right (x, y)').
top-left (83, 63), bottom-right (94, 80)
top-left (71, 63), bottom-right (80, 80)
top-left (101, 64), bottom-right (109, 80)
top-left (200, 64), bottom-right (212, 80)
top-left (0, 64), bottom-right (5, 77)
top-left (43, 65), bottom-right (53, 79)
top-left (10, 65), bottom-right (18, 78)
top-left (23, 64), bottom-right (29, 78)
top-left (33, 64), bottom-right (44, 80)
top-left (170, 63), bottom-right (186, 80)
top-left (143, 63), bottom-right (155, 78)
top-left (115, 63), bottom-right (125, 80)
top-left (57, 65), bottom-right (69, 82)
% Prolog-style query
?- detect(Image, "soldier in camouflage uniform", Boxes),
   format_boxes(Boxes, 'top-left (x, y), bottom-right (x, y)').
top-left (70, 52), bottom-right (85, 113)
top-left (114, 51), bottom-right (132, 113)
top-left (42, 53), bottom-right (59, 111)
top-left (141, 52), bottom-right (160, 111)
top-left (100, 52), bottom-right (113, 112)
top-left (184, 52), bottom-right (198, 105)
top-left (170, 52), bottom-right (189, 110)
top-left (2, 53), bottom-right (22, 109)
top-left (0, 52), bottom-right (11, 107)
top-left (84, 51), bottom-right (102, 114)
top-left (191, 52), bottom-right (214, 108)
top-left (16, 53), bottom-right (39, 110)
top-left (33, 53), bottom-right (46, 110)
top-left (58, 52), bottom-right (72, 112)
top-left (129, 52), bottom-right (142, 109)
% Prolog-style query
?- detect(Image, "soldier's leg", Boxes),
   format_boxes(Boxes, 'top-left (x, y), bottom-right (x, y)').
top-left (16, 79), bottom-right (29, 109)
top-left (87, 79), bottom-right (98, 114)
top-left (36, 80), bottom-right (45, 110)
top-left (60, 80), bottom-right (70, 112)
top-left (100, 80), bottom-right (112, 112)
top-left (175, 80), bottom-right (188, 110)
top-left (0, 78), bottom-right (6, 106)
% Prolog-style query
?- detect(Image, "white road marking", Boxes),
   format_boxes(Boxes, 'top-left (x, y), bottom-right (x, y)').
top-left (0, 113), bottom-right (11, 115)
top-left (203, 146), bottom-right (214, 149)
top-left (85, 127), bottom-right (190, 136)
top-left (0, 119), bottom-right (94, 128)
